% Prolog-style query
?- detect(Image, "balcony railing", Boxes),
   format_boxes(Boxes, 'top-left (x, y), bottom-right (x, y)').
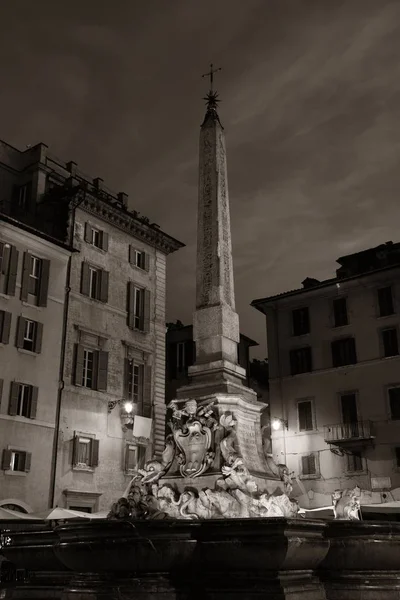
top-left (324, 420), bottom-right (374, 445)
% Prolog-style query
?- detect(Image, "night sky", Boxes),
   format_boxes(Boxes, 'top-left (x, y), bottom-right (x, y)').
top-left (1, 1), bottom-right (400, 358)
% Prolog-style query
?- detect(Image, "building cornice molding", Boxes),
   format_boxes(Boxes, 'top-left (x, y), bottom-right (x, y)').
top-left (78, 196), bottom-right (184, 256)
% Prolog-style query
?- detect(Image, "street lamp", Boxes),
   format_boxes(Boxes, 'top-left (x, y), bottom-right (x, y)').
top-left (272, 417), bottom-right (288, 431)
top-left (124, 401), bottom-right (134, 414)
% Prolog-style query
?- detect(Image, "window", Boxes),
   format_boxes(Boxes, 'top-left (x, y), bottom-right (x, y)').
top-left (0, 242), bottom-right (18, 296)
top-left (292, 307), bottom-right (310, 336)
top-left (74, 345), bottom-right (108, 391)
top-left (1, 450), bottom-right (31, 473)
top-left (333, 297), bottom-right (348, 327)
top-left (129, 246), bottom-right (149, 271)
top-left (301, 454), bottom-right (317, 477)
top-left (127, 282), bottom-right (150, 332)
top-left (388, 387), bottom-right (400, 420)
top-left (8, 382), bottom-right (38, 419)
top-left (290, 347), bottom-right (312, 375)
top-left (347, 452), bottom-right (363, 472)
top-left (298, 400), bottom-right (313, 431)
top-left (21, 252), bottom-right (50, 306)
top-left (84, 223), bottom-right (108, 251)
top-left (395, 447), bottom-right (400, 469)
top-left (331, 337), bottom-right (357, 367)
top-left (15, 317), bottom-right (43, 353)
top-left (12, 182), bottom-right (31, 211)
top-left (0, 310), bottom-right (11, 344)
top-left (382, 328), bottom-right (399, 357)
top-left (124, 444), bottom-right (146, 472)
top-left (80, 263), bottom-right (109, 303)
top-left (72, 435), bottom-right (99, 469)
top-left (124, 358), bottom-right (152, 417)
top-left (378, 286), bottom-right (394, 317)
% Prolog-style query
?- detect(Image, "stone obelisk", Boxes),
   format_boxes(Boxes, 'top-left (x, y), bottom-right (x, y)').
top-left (176, 67), bottom-right (278, 479)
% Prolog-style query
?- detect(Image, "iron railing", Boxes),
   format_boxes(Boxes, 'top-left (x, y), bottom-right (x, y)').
top-left (324, 420), bottom-right (374, 443)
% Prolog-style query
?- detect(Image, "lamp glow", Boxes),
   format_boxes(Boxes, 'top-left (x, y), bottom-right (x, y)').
top-left (124, 401), bottom-right (133, 414)
top-left (272, 418), bottom-right (282, 431)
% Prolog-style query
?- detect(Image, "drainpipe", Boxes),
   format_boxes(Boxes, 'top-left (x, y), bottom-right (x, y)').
top-left (272, 304), bottom-right (287, 463)
top-left (49, 188), bottom-right (85, 508)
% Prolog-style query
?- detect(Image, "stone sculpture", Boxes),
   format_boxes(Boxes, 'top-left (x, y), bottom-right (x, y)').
top-left (332, 486), bottom-right (361, 520)
top-left (108, 407), bottom-right (299, 521)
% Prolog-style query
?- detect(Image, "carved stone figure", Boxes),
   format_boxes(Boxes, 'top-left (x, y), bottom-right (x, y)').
top-left (332, 486), bottom-right (361, 520)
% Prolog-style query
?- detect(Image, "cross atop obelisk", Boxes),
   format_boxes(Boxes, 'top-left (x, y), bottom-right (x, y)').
top-left (201, 63), bottom-right (222, 92)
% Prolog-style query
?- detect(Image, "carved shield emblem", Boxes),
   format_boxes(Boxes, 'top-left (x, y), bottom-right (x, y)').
top-left (174, 421), bottom-right (213, 478)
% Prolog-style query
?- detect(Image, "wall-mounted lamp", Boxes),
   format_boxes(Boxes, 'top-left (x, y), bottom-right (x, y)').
top-left (271, 417), bottom-right (288, 431)
top-left (107, 399), bottom-right (135, 415)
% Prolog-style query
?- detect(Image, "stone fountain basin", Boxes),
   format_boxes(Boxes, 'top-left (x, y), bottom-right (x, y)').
top-left (321, 520), bottom-right (400, 572)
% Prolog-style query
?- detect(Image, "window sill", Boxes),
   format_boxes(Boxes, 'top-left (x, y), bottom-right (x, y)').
top-left (129, 264), bottom-right (148, 273)
top-left (72, 465), bottom-right (95, 473)
top-left (332, 324), bottom-right (349, 330)
top-left (0, 292), bottom-right (11, 300)
top-left (21, 301), bottom-right (42, 311)
top-left (3, 470), bottom-right (27, 477)
top-left (345, 470), bottom-right (367, 476)
top-left (80, 293), bottom-right (107, 305)
top-left (85, 242), bottom-right (107, 253)
top-left (17, 348), bottom-right (38, 356)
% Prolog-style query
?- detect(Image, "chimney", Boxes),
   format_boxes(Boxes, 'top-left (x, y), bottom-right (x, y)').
top-left (117, 192), bottom-right (128, 208)
top-left (93, 177), bottom-right (103, 191)
top-left (66, 161), bottom-right (77, 177)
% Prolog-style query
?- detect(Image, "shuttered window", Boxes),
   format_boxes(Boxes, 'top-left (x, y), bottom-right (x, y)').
top-left (124, 444), bottom-right (145, 472)
top-left (8, 382), bottom-right (38, 419)
top-left (290, 347), bottom-right (312, 375)
top-left (301, 454), bottom-right (317, 477)
top-left (1, 449), bottom-right (31, 472)
top-left (382, 328), bottom-right (399, 357)
top-left (72, 435), bottom-right (99, 468)
top-left (74, 344), bottom-right (108, 391)
top-left (347, 452), bottom-right (363, 472)
top-left (0, 242), bottom-right (19, 296)
top-left (20, 252), bottom-right (50, 306)
top-left (298, 400), bottom-right (313, 431)
top-left (129, 246), bottom-right (149, 271)
top-left (84, 223), bottom-right (108, 251)
top-left (388, 387), bottom-right (400, 420)
top-left (81, 263), bottom-right (109, 303)
top-left (333, 297), bottom-right (348, 327)
top-left (331, 337), bottom-right (357, 367)
top-left (292, 307), bottom-right (310, 336)
top-left (127, 283), bottom-right (150, 332)
top-left (0, 310), bottom-right (12, 344)
top-left (378, 286), bottom-right (394, 317)
top-left (15, 317), bottom-right (43, 353)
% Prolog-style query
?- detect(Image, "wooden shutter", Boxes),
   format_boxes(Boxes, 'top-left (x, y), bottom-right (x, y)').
top-left (0, 241), bottom-right (3, 276)
top-left (72, 435), bottom-right (79, 465)
top-left (20, 252), bottom-right (31, 302)
top-left (8, 382), bottom-right (20, 416)
top-left (38, 259), bottom-right (50, 307)
top-left (101, 232), bottom-right (109, 252)
top-left (96, 351), bottom-right (108, 391)
top-left (90, 439), bottom-right (99, 467)
top-left (84, 223), bottom-right (92, 243)
top-left (24, 452), bottom-right (32, 472)
top-left (80, 262), bottom-right (90, 296)
top-left (99, 270), bottom-right (109, 303)
top-left (144, 252), bottom-right (150, 272)
top-left (142, 365), bottom-right (152, 418)
top-left (34, 322), bottom-right (43, 353)
top-left (127, 282), bottom-right (135, 328)
top-left (302, 454), bottom-right (316, 476)
top-left (124, 445), bottom-right (131, 472)
top-left (298, 401), bottom-right (313, 431)
top-left (6, 245), bottom-right (18, 296)
top-left (30, 386), bottom-right (38, 419)
top-left (0, 379), bottom-right (3, 407)
top-left (1, 449), bottom-right (12, 470)
top-left (0, 310), bottom-right (11, 344)
top-left (128, 245), bottom-right (135, 265)
top-left (143, 289), bottom-right (151, 332)
top-left (15, 317), bottom-right (26, 349)
top-left (123, 358), bottom-right (130, 398)
top-left (74, 344), bottom-right (85, 386)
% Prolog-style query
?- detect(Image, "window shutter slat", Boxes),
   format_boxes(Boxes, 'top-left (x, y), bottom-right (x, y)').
top-left (96, 351), bottom-right (108, 391)
top-left (72, 435), bottom-right (79, 466)
top-left (74, 344), bottom-right (85, 386)
top-left (127, 282), bottom-right (135, 328)
top-left (38, 259), bottom-right (50, 307)
top-left (144, 252), bottom-right (150, 272)
top-left (84, 223), bottom-right (92, 243)
top-left (125, 445), bottom-right (131, 472)
top-left (142, 365), bottom-right (152, 418)
top-left (101, 232), bottom-right (109, 252)
top-left (6, 245), bottom-right (18, 296)
top-left (128, 245), bottom-right (135, 265)
top-left (99, 270), bottom-right (109, 303)
top-left (0, 378), bottom-right (3, 407)
top-left (16, 317), bottom-right (26, 349)
top-left (20, 252), bottom-right (31, 302)
top-left (8, 382), bottom-right (19, 416)
top-left (34, 322), bottom-right (43, 354)
top-left (90, 439), bottom-right (99, 467)
top-left (123, 358), bottom-right (130, 398)
top-left (2, 449), bottom-right (12, 470)
top-left (143, 289), bottom-right (151, 332)
top-left (80, 262), bottom-right (90, 296)
top-left (30, 386), bottom-right (38, 419)
top-left (0, 241), bottom-right (3, 276)
top-left (24, 452), bottom-right (32, 472)
top-left (1, 311), bottom-right (12, 344)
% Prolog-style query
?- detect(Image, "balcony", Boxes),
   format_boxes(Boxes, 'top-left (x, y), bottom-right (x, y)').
top-left (324, 420), bottom-right (375, 449)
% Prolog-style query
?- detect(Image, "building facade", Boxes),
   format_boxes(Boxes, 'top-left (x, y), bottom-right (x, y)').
top-left (165, 321), bottom-right (259, 404)
top-left (252, 242), bottom-right (400, 507)
top-left (0, 139), bottom-right (184, 512)
top-left (0, 214), bottom-right (71, 513)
